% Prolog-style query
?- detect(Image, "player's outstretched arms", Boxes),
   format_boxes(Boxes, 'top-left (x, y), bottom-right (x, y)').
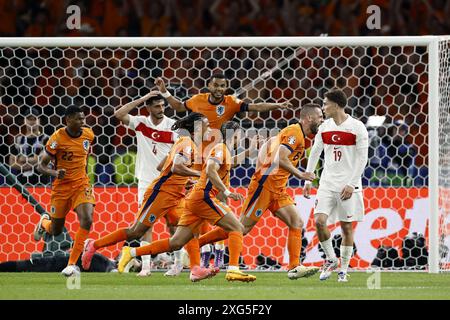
top-left (248, 101), bottom-right (292, 112)
top-left (114, 90), bottom-right (160, 126)
top-left (38, 153), bottom-right (65, 179)
top-left (154, 77), bottom-right (186, 112)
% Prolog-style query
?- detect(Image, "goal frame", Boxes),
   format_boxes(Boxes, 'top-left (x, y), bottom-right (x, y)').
top-left (0, 35), bottom-right (445, 273)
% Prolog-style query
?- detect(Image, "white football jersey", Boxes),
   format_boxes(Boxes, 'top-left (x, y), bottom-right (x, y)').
top-left (127, 115), bottom-right (177, 183)
top-left (315, 116), bottom-right (369, 192)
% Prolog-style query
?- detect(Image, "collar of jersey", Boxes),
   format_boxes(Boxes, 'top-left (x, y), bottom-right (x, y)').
top-left (207, 93), bottom-right (225, 106)
top-left (65, 127), bottom-right (83, 138)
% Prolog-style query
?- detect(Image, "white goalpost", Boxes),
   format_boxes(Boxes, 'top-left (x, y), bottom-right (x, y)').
top-left (0, 36), bottom-right (448, 273)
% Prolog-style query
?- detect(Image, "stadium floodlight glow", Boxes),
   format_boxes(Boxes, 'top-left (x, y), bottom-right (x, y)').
top-left (0, 36), bottom-right (448, 274)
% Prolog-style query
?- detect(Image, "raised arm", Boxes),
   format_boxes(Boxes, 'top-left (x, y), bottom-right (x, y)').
top-left (114, 90), bottom-right (159, 126)
top-left (154, 77), bottom-right (186, 112)
top-left (248, 101), bottom-right (292, 112)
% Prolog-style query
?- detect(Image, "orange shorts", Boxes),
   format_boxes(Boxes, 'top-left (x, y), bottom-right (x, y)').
top-left (136, 189), bottom-right (182, 227)
top-left (178, 197), bottom-right (232, 233)
top-left (241, 180), bottom-right (295, 223)
top-left (50, 182), bottom-right (96, 219)
top-left (165, 198), bottom-right (184, 226)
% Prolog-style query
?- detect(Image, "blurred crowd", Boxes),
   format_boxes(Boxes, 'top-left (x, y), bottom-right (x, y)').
top-left (0, 0), bottom-right (449, 37)
top-left (0, 0), bottom-right (440, 187)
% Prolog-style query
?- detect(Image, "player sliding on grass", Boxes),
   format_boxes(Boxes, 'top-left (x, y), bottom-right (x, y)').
top-left (117, 121), bottom-right (257, 283)
top-left (197, 104), bottom-right (323, 280)
top-left (34, 106), bottom-right (96, 277)
top-left (303, 89), bottom-right (368, 282)
top-left (82, 112), bottom-right (213, 281)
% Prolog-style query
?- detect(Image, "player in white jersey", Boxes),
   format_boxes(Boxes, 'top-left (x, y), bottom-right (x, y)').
top-left (303, 89), bottom-right (368, 282)
top-left (114, 91), bottom-right (183, 277)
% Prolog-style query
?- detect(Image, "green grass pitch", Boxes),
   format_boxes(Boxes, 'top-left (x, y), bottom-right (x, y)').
top-left (1, 272), bottom-right (449, 300)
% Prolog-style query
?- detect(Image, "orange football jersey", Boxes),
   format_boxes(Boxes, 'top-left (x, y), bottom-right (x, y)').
top-left (253, 123), bottom-right (306, 194)
top-left (184, 93), bottom-right (248, 129)
top-left (45, 127), bottom-right (94, 187)
top-left (187, 142), bottom-right (231, 201)
top-left (149, 136), bottom-right (197, 197)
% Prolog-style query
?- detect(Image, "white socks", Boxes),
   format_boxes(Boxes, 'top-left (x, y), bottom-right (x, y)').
top-left (320, 237), bottom-right (337, 261)
top-left (340, 245), bottom-right (353, 273)
top-left (140, 241), bottom-right (151, 270)
top-left (173, 249), bottom-right (182, 266)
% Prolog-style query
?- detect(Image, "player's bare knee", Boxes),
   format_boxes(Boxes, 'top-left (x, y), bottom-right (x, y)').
top-left (169, 238), bottom-right (184, 251)
top-left (315, 219), bottom-right (327, 230)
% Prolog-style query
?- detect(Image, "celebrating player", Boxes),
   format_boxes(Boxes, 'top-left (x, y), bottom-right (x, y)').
top-left (33, 106), bottom-right (96, 277)
top-left (117, 121), bottom-right (257, 283)
top-left (155, 72), bottom-right (286, 267)
top-left (81, 113), bottom-right (210, 279)
top-left (114, 90), bottom-right (184, 277)
top-left (197, 104), bottom-right (323, 279)
top-left (303, 89), bottom-right (369, 282)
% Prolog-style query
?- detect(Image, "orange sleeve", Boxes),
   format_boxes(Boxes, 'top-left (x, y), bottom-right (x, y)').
top-left (184, 95), bottom-right (199, 112)
top-left (176, 138), bottom-right (194, 164)
top-left (279, 128), bottom-right (302, 153)
top-left (45, 132), bottom-right (59, 157)
top-left (208, 143), bottom-right (225, 165)
top-left (229, 95), bottom-right (245, 114)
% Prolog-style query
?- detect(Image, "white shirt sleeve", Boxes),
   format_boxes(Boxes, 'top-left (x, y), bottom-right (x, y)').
top-left (126, 115), bottom-right (146, 131)
top-left (349, 122), bottom-right (369, 187)
top-left (305, 126), bottom-right (324, 173)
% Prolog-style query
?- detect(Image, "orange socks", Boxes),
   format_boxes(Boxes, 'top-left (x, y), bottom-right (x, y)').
top-left (94, 229), bottom-right (128, 249)
top-left (198, 228), bottom-right (228, 247)
top-left (136, 238), bottom-right (170, 257)
top-left (227, 231), bottom-right (243, 267)
top-left (68, 227), bottom-right (89, 265)
top-left (288, 228), bottom-right (301, 270)
top-left (42, 218), bottom-right (52, 234)
top-left (184, 238), bottom-right (200, 268)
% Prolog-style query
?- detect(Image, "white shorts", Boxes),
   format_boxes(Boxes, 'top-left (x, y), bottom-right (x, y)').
top-left (314, 188), bottom-right (365, 224)
top-left (138, 180), bottom-right (152, 207)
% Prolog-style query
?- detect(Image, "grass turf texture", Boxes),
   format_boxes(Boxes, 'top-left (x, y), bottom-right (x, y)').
top-left (0, 272), bottom-right (449, 300)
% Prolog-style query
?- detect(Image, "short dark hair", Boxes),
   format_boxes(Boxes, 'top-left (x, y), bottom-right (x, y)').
top-left (208, 72), bottom-right (229, 86)
top-left (171, 112), bottom-right (205, 134)
top-left (147, 94), bottom-right (165, 107)
top-left (220, 121), bottom-right (240, 139)
top-left (65, 105), bottom-right (83, 117)
top-left (325, 89), bottom-right (347, 108)
top-left (299, 103), bottom-right (322, 119)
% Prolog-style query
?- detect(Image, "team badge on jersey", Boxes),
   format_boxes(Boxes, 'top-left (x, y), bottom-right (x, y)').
top-left (83, 140), bottom-right (90, 151)
top-left (216, 105), bottom-right (225, 116)
top-left (288, 136), bottom-right (296, 145)
top-left (50, 141), bottom-right (58, 149)
top-left (255, 209), bottom-right (263, 217)
top-left (149, 214), bottom-right (157, 223)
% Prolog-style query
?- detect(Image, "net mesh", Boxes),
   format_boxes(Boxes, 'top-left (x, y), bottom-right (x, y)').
top-left (0, 43), bottom-right (442, 271)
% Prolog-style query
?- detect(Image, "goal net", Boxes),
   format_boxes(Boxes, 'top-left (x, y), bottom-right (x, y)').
top-left (0, 37), bottom-right (448, 272)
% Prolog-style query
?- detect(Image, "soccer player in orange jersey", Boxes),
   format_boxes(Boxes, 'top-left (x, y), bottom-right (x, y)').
top-left (155, 73), bottom-right (291, 130)
top-left (81, 113), bottom-right (211, 279)
top-left (198, 104), bottom-right (324, 279)
top-left (33, 106), bottom-right (95, 277)
top-left (155, 72), bottom-right (282, 266)
top-left (117, 121), bottom-right (257, 282)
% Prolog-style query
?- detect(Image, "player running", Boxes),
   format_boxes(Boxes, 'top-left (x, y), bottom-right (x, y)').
top-left (114, 90), bottom-right (183, 277)
top-left (197, 104), bottom-right (324, 279)
top-left (155, 72), bottom-right (285, 267)
top-left (303, 89), bottom-right (369, 282)
top-left (33, 106), bottom-right (96, 277)
top-left (117, 121), bottom-right (257, 283)
top-left (82, 113), bottom-right (211, 280)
